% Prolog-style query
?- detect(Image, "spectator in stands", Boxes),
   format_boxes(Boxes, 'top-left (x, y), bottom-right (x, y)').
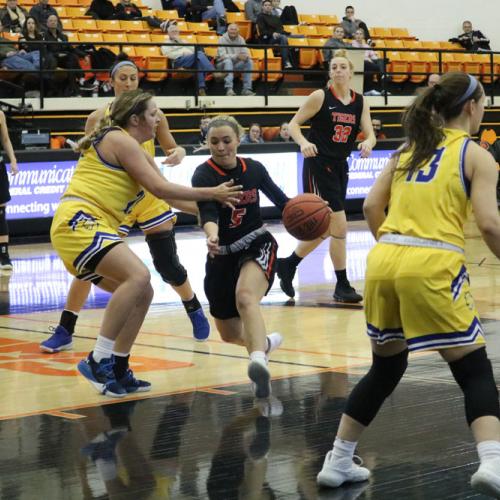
top-left (241, 122), bottom-right (264, 143)
top-left (244, 0), bottom-right (261, 23)
top-left (357, 118), bottom-right (386, 141)
top-left (0, 0), bottom-right (28, 34)
top-left (161, 0), bottom-right (187, 18)
top-left (115, 0), bottom-right (164, 30)
top-left (450, 21), bottom-right (491, 52)
top-left (161, 23), bottom-right (214, 96)
top-left (188, 116), bottom-right (211, 145)
top-left (0, 19), bottom-right (39, 71)
top-left (273, 121), bottom-right (292, 142)
top-left (216, 23), bottom-right (255, 96)
top-left (86, 0), bottom-right (116, 20)
top-left (341, 5), bottom-right (370, 41)
top-left (29, 0), bottom-right (59, 31)
top-left (427, 73), bottom-right (440, 87)
top-left (352, 27), bottom-right (383, 95)
top-left (186, 0), bottom-right (227, 35)
top-left (271, 0), bottom-right (298, 25)
top-left (44, 14), bottom-right (84, 96)
top-left (322, 25), bottom-right (350, 65)
top-left (256, 0), bottom-right (293, 69)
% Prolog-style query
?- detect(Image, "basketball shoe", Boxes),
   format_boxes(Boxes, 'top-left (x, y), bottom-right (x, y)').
top-left (77, 354), bottom-right (126, 398)
top-left (248, 358), bottom-right (271, 399)
top-left (188, 308), bottom-right (210, 341)
top-left (333, 281), bottom-right (363, 303)
top-left (0, 254), bottom-right (12, 271)
top-left (317, 452), bottom-right (371, 488)
top-left (276, 258), bottom-right (296, 298)
top-left (117, 369), bottom-right (151, 393)
top-left (471, 457), bottom-right (500, 497)
top-left (40, 325), bottom-right (73, 353)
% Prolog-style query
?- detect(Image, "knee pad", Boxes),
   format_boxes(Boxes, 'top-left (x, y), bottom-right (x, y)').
top-left (345, 349), bottom-right (409, 426)
top-left (449, 347), bottom-right (500, 425)
top-left (146, 230), bottom-right (187, 287)
top-left (0, 206), bottom-right (8, 236)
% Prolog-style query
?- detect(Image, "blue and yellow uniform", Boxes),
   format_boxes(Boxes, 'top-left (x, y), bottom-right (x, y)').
top-left (50, 127), bottom-right (144, 281)
top-left (365, 128), bottom-right (485, 351)
top-left (99, 105), bottom-right (176, 236)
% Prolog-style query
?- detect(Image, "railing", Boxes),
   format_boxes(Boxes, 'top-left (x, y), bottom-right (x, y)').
top-left (0, 40), bottom-right (498, 108)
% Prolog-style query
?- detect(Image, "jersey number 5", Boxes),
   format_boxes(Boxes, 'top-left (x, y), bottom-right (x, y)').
top-left (406, 147), bottom-right (445, 183)
top-left (229, 207), bottom-right (246, 228)
top-left (332, 125), bottom-right (352, 143)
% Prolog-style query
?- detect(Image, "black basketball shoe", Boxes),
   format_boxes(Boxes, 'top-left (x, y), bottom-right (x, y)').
top-left (333, 281), bottom-right (363, 303)
top-left (276, 258), bottom-right (296, 298)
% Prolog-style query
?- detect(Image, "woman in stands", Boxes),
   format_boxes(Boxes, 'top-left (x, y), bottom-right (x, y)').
top-left (277, 49), bottom-right (375, 302)
top-left (51, 90), bottom-right (240, 397)
top-left (317, 72), bottom-right (500, 497)
top-left (41, 56), bottom-right (211, 354)
top-left (192, 115), bottom-right (287, 398)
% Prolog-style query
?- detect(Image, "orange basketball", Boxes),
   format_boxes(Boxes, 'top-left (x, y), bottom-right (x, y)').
top-left (282, 194), bottom-right (331, 241)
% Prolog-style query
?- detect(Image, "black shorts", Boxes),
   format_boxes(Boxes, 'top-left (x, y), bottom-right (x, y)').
top-left (204, 231), bottom-right (278, 320)
top-left (0, 161), bottom-right (11, 205)
top-left (302, 156), bottom-right (348, 212)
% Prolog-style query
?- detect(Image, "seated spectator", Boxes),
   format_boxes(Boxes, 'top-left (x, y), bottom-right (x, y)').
top-left (241, 122), bottom-right (264, 143)
top-left (273, 122), bottom-right (292, 142)
top-left (351, 27), bottom-right (383, 95)
top-left (271, 0), bottom-right (298, 25)
top-left (341, 5), bottom-right (370, 41)
top-left (0, 19), bottom-right (39, 71)
top-left (161, 22), bottom-right (214, 96)
top-left (115, 0), bottom-right (164, 30)
top-left (450, 20), bottom-right (491, 52)
top-left (86, 0), bottom-right (116, 20)
top-left (187, 116), bottom-right (211, 146)
top-left (322, 25), bottom-right (350, 65)
top-left (29, 0), bottom-right (60, 31)
top-left (44, 14), bottom-right (84, 96)
top-left (244, 0), bottom-right (261, 23)
top-left (186, 0), bottom-right (226, 35)
top-left (357, 118), bottom-right (386, 141)
top-left (256, 0), bottom-right (294, 69)
top-left (427, 73), bottom-right (440, 87)
top-left (216, 23), bottom-right (255, 96)
top-left (0, 0), bottom-right (28, 34)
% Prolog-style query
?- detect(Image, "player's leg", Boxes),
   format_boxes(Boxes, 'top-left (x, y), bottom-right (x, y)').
top-left (0, 203), bottom-right (11, 270)
top-left (40, 278), bottom-right (92, 353)
top-left (77, 242), bottom-right (154, 398)
top-left (441, 345), bottom-right (500, 497)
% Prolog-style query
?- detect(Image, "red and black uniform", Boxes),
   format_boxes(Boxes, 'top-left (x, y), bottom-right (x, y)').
top-left (192, 156), bottom-right (289, 319)
top-left (304, 86), bottom-right (363, 211)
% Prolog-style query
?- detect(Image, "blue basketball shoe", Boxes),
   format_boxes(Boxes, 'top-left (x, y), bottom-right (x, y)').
top-left (188, 308), bottom-right (210, 341)
top-left (40, 325), bottom-right (73, 353)
top-left (77, 354), bottom-right (126, 398)
top-left (117, 369), bottom-right (151, 393)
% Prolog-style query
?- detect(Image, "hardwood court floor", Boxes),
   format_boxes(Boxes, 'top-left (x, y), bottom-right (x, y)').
top-left (0, 221), bottom-right (498, 499)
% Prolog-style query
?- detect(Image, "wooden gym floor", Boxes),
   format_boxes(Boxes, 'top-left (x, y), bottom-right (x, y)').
top-left (0, 221), bottom-right (498, 499)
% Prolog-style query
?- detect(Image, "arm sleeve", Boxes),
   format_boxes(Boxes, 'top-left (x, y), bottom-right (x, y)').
top-left (191, 166), bottom-right (219, 225)
top-left (257, 162), bottom-right (290, 212)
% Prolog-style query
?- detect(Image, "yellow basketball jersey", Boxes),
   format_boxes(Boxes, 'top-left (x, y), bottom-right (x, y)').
top-left (104, 103), bottom-right (156, 156)
top-left (378, 128), bottom-right (471, 249)
top-left (63, 127), bottom-right (144, 225)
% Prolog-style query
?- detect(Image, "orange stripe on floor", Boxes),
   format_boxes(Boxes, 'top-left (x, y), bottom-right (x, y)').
top-left (198, 388), bottom-right (237, 396)
top-left (44, 410), bottom-right (86, 420)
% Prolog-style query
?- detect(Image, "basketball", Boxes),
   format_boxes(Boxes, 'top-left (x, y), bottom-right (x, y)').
top-left (282, 193), bottom-right (331, 241)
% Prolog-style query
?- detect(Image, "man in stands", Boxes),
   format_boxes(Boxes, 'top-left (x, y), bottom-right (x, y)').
top-left (216, 23), bottom-right (255, 96)
top-left (29, 0), bottom-right (59, 30)
top-left (322, 25), bottom-right (350, 65)
top-left (341, 5), bottom-right (370, 41)
top-left (161, 23), bottom-right (214, 96)
top-left (451, 21), bottom-right (491, 51)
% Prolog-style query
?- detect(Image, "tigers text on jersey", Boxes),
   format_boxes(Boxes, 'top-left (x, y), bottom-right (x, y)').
top-left (191, 157), bottom-right (289, 246)
top-left (63, 127), bottom-right (143, 227)
top-left (308, 86), bottom-right (364, 160)
top-left (379, 128), bottom-right (472, 249)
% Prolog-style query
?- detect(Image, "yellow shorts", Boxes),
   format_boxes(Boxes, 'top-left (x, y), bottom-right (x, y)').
top-left (118, 190), bottom-right (176, 236)
top-left (50, 200), bottom-right (122, 281)
top-left (364, 243), bottom-right (485, 352)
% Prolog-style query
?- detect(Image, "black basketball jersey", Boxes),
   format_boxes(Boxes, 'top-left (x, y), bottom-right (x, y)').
top-left (308, 86), bottom-right (364, 160)
top-left (191, 157), bottom-right (289, 246)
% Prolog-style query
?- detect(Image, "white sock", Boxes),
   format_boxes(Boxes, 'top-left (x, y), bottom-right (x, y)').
top-left (249, 351), bottom-right (267, 364)
top-left (265, 333), bottom-right (283, 354)
top-left (93, 335), bottom-right (115, 362)
top-left (332, 437), bottom-right (357, 464)
top-left (477, 440), bottom-right (500, 463)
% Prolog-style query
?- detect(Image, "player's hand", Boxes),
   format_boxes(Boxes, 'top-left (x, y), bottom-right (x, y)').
top-left (211, 179), bottom-right (242, 210)
top-left (207, 235), bottom-right (220, 257)
top-left (358, 140), bottom-right (373, 158)
top-left (162, 146), bottom-right (186, 166)
top-left (300, 141), bottom-right (318, 158)
top-left (10, 160), bottom-right (18, 176)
